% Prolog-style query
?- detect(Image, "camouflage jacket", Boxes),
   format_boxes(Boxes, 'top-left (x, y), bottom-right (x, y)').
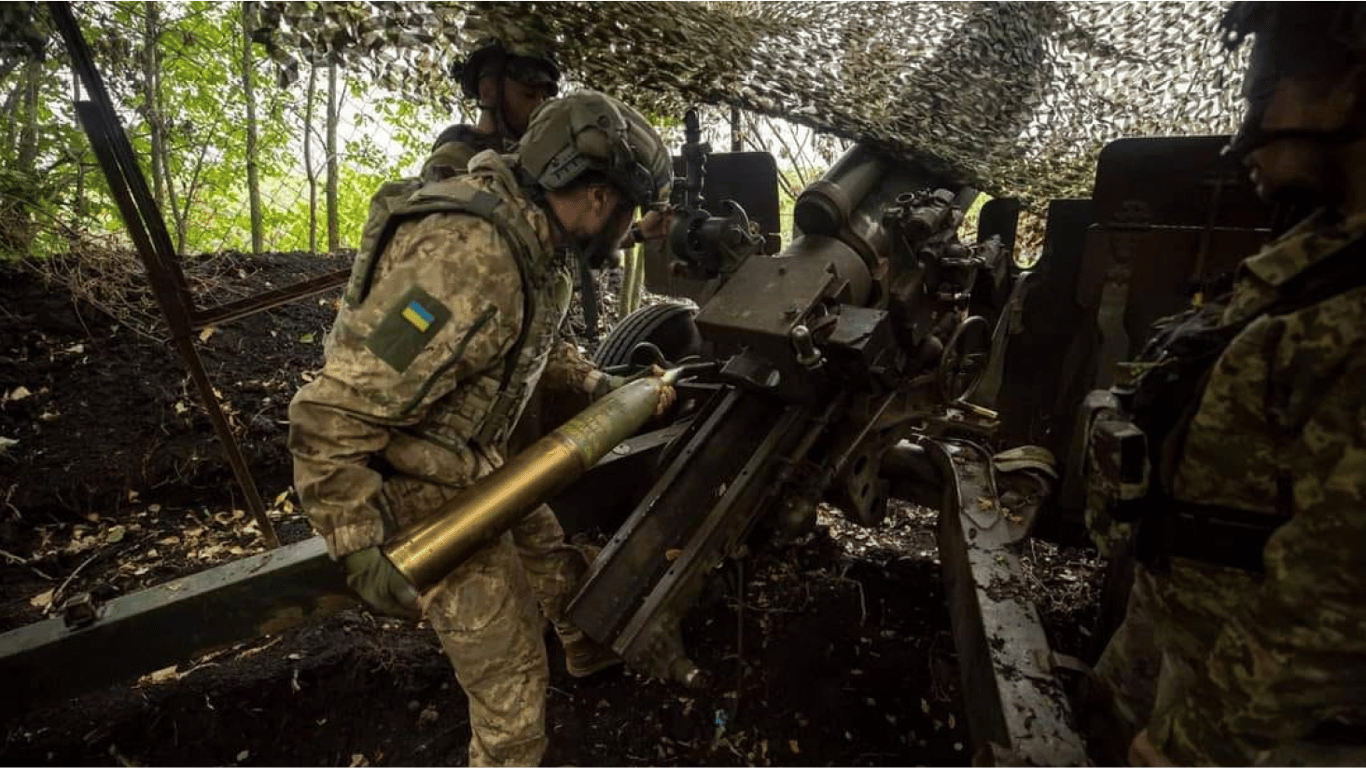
top-left (421, 124), bottom-right (510, 182)
top-left (1145, 210), bottom-right (1366, 764)
top-left (289, 151), bottom-right (596, 559)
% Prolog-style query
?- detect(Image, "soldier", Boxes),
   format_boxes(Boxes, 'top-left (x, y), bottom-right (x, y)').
top-left (288, 91), bottom-right (675, 767)
top-left (422, 38), bottom-right (560, 183)
top-left (1088, 3), bottom-right (1366, 765)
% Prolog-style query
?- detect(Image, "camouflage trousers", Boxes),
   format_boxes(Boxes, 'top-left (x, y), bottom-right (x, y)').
top-left (1094, 565), bottom-right (1366, 766)
top-left (388, 477), bottom-right (594, 767)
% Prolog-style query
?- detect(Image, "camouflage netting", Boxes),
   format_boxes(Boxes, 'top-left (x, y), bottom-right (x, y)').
top-left (252, 1), bottom-right (1246, 205)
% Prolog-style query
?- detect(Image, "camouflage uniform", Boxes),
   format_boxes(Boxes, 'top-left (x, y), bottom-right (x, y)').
top-left (421, 124), bottom-right (509, 182)
top-left (289, 150), bottom-right (601, 767)
top-left (421, 124), bottom-right (600, 452)
top-left (1093, 211), bottom-right (1366, 765)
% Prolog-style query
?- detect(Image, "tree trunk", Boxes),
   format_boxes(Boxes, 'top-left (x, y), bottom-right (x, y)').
top-left (304, 65), bottom-right (318, 255)
top-left (241, 2), bottom-right (264, 254)
top-left (18, 60), bottom-right (38, 173)
top-left (142, 1), bottom-right (164, 210)
top-left (5, 59), bottom-right (41, 255)
top-left (73, 67), bottom-right (86, 223)
top-left (325, 64), bottom-right (340, 252)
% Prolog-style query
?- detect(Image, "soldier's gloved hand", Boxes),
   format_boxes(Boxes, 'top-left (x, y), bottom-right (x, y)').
top-left (644, 364), bottom-right (676, 417)
top-left (342, 546), bottom-right (420, 620)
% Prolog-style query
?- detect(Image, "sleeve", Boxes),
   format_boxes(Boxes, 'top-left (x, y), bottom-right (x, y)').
top-left (1151, 371), bottom-right (1366, 765)
top-left (538, 338), bottom-right (601, 396)
top-left (288, 212), bottom-right (525, 557)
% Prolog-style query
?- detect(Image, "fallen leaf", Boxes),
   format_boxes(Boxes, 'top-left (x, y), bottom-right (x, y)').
top-left (299, 333), bottom-right (315, 344)
top-left (199, 327), bottom-right (216, 343)
top-left (29, 589), bottom-right (54, 609)
top-left (665, 548), bottom-right (683, 561)
top-left (788, 740), bottom-right (800, 755)
top-left (977, 496), bottom-right (995, 510)
top-left (157, 536), bottom-right (180, 546)
top-left (86, 513), bottom-right (100, 522)
top-left (64, 343), bottom-right (84, 355)
top-left (138, 666), bottom-right (180, 686)
top-left (348, 755), bottom-right (368, 768)
top-left (921, 698), bottom-right (930, 714)
top-left (149, 504), bottom-right (162, 513)
top-left (237, 750), bottom-right (250, 762)
top-left (0, 436), bottom-right (17, 454)
top-left (105, 525), bottom-right (127, 544)
top-left (39, 410), bottom-right (59, 421)
top-left (7, 386), bottom-right (32, 401)
top-left (174, 401), bottom-right (189, 415)
top-left (949, 714), bottom-right (957, 729)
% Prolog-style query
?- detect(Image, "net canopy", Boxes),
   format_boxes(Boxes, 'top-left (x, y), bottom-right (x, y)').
top-left (247, 2), bottom-right (1244, 202)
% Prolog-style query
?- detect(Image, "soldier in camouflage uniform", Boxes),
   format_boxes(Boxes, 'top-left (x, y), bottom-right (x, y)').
top-left (288, 91), bottom-right (674, 767)
top-left (1087, 4), bottom-right (1366, 765)
top-left (421, 38), bottom-right (560, 183)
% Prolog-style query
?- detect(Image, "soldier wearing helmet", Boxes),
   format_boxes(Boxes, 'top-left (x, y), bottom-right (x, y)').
top-left (421, 38), bottom-right (561, 182)
top-left (288, 91), bottom-right (675, 767)
top-left (1086, 3), bottom-right (1366, 765)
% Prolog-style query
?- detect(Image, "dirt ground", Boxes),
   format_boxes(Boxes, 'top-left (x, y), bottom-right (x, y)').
top-left (0, 253), bottom-right (1104, 766)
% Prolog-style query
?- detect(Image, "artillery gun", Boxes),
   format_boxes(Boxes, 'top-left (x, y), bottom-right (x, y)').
top-left (0, 84), bottom-right (1275, 763)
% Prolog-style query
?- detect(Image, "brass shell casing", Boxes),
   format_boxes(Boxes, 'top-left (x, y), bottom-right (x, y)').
top-left (383, 375), bottom-right (672, 591)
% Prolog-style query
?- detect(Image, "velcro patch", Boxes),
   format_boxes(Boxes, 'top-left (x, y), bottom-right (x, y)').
top-left (366, 286), bottom-right (452, 373)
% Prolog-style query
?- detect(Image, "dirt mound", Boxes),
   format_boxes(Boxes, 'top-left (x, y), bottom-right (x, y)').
top-left (0, 253), bottom-right (345, 522)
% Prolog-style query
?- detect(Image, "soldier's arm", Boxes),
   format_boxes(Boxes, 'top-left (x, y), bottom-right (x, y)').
top-left (289, 214), bottom-right (525, 557)
top-left (1151, 368), bottom-right (1366, 765)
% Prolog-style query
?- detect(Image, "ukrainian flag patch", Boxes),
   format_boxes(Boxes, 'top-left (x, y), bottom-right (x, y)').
top-left (365, 286), bottom-right (452, 373)
top-left (402, 300), bottom-right (435, 332)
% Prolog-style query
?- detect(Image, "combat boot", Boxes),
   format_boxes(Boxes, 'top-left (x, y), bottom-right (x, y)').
top-left (557, 624), bottom-right (622, 678)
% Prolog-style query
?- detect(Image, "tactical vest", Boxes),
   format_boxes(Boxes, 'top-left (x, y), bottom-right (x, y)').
top-left (1095, 233), bottom-right (1366, 572)
top-left (349, 129), bottom-right (508, 308)
top-left (349, 168), bottom-right (571, 454)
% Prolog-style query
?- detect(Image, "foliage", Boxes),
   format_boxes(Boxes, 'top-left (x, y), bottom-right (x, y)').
top-left (1, 1), bottom-right (452, 260)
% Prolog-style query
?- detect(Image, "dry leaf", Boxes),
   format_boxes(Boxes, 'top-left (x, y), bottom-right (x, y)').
top-left (7, 386), bottom-right (32, 401)
top-left (138, 666), bottom-right (180, 686)
top-left (199, 327), bottom-right (217, 343)
top-left (29, 589), bottom-right (54, 609)
top-left (349, 755), bottom-right (369, 768)
top-left (788, 740), bottom-right (800, 755)
top-left (921, 698), bottom-right (930, 714)
top-left (0, 436), bottom-right (16, 454)
top-left (237, 750), bottom-right (250, 762)
top-left (665, 548), bottom-right (683, 561)
top-left (105, 525), bottom-right (127, 544)
top-left (977, 496), bottom-right (995, 510)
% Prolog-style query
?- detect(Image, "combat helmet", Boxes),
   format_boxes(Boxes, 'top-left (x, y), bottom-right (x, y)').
top-left (1221, 1), bottom-right (1366, 157)
top-left (517, 89), bottom-right (673, 217)
top-left (456, 38), bottom-right (561, 100)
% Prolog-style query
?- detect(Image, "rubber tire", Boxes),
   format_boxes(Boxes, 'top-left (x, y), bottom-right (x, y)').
top-left (593, 303), bottom-right (702, 368)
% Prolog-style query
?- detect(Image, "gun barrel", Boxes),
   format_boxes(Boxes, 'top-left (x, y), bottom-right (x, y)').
top-left (382, 375), bottom-right (672, 590)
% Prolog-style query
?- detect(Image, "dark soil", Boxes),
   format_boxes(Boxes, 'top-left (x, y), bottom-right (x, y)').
top-left (0, 252), bottom-right (1103, 766)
